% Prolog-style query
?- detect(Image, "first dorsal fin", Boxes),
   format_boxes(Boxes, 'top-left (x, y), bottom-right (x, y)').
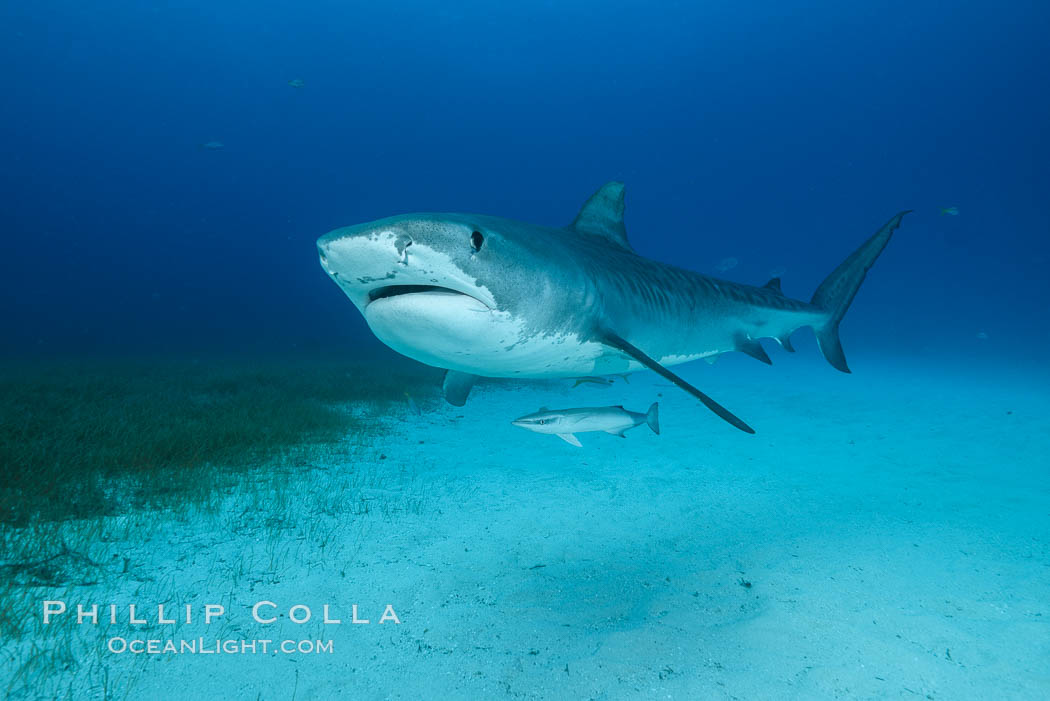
top-left (763, 277), bottom-right (783, 294)
top-left (570, 181), bottom-right (631, 250)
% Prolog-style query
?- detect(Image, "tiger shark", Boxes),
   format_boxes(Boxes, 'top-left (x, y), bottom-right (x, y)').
top-left (317, 182), bottom-right (908, 433)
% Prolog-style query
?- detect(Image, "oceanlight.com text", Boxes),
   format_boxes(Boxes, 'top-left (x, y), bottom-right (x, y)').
top-left (107, 637), bottom-right (335, 655)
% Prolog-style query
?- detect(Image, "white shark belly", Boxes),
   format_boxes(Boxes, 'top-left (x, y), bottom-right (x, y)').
top-left (365, 291), bottom-right (611, 377)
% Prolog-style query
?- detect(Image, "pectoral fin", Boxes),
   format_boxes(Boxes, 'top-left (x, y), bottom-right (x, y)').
top-left (557, 433), bottom-right (583, 447)
top-left (599, 330), bottom-right (755, 434)
top-left (442, 370), bottom-right (477, 406)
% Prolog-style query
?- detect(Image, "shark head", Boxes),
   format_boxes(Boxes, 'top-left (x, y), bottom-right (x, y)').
top-left (318, 214), bottom-right (496, 313)
top-left (317, 212), bottom-right (601, 376)
top-left (510, 408), bottom-right (566, 434)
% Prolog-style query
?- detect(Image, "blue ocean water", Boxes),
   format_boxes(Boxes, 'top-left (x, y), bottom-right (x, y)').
top-left (2, 1), bottom-right (1047, 359)
top-left (2, 2), bottom-right (1049, 699)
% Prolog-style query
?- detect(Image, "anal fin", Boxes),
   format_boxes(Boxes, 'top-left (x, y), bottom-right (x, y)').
top-left (736, 335), bottom-right (772, 365)
top-left (599, 330), bottom-right (755, 434)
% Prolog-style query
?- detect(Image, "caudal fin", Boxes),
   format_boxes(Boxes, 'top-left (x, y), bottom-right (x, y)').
top-left (646, 402), bottom-right (660, 435)
top-left (810, 211), bottom-right (910, 373)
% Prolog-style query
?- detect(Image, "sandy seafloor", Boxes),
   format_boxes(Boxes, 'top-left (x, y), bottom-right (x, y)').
top-left (13, 347), bottom-right (1050, 700)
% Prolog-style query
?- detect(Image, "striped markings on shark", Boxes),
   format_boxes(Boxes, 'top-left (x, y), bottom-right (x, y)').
top-left (318, 182), bottom-right (910, 434)
top-left (512, 403), bottom-right (660, 447)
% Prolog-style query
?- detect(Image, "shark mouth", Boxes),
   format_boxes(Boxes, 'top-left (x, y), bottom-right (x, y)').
top-left (366, 284), bottom-right (493, 309)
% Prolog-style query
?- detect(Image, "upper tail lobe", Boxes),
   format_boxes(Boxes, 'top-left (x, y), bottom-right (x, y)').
top-left (810, 211), bottom-right (910, 372)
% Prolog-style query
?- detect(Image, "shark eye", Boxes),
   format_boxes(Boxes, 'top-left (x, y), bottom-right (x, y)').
top-left (470, 230), bottom-right (484, 252)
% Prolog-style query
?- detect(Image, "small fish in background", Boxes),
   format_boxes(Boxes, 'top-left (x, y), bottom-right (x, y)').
top-left (512, 403), bottom-right (659, 447)
top-left (716, 256), bottom-right (739, 273)
top-left (288, 78), bottom-right (305, 88)
top-left (199, 141), bottom-right (224, 150)
top-left (572, 374), bottom-right (632, 388)
top-left (976, 331), bottom-right (989, 340)
top-left (403, 392), bottom-right (422, 416)
top-left (940, 206), bottom-right (960, 216)
top-left (572, 376), bottom-right (614, 388)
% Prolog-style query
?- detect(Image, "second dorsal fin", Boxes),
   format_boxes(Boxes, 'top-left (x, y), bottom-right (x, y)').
top-left (763, 277), bottom-right (783, 294)
top-left (570, 181), bottom-right (631, 250)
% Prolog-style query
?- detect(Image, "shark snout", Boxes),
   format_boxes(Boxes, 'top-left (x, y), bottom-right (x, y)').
top-left (511, 415), bottom-right (550, 430)
top-left (317, 230), bottom-right (353, 275)
top-left (317, 240), bottom-right (333, 274)
top-left (316, 229), bottom-right (341, 254)
top-left (317, 228), bottom-right (401, 279)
